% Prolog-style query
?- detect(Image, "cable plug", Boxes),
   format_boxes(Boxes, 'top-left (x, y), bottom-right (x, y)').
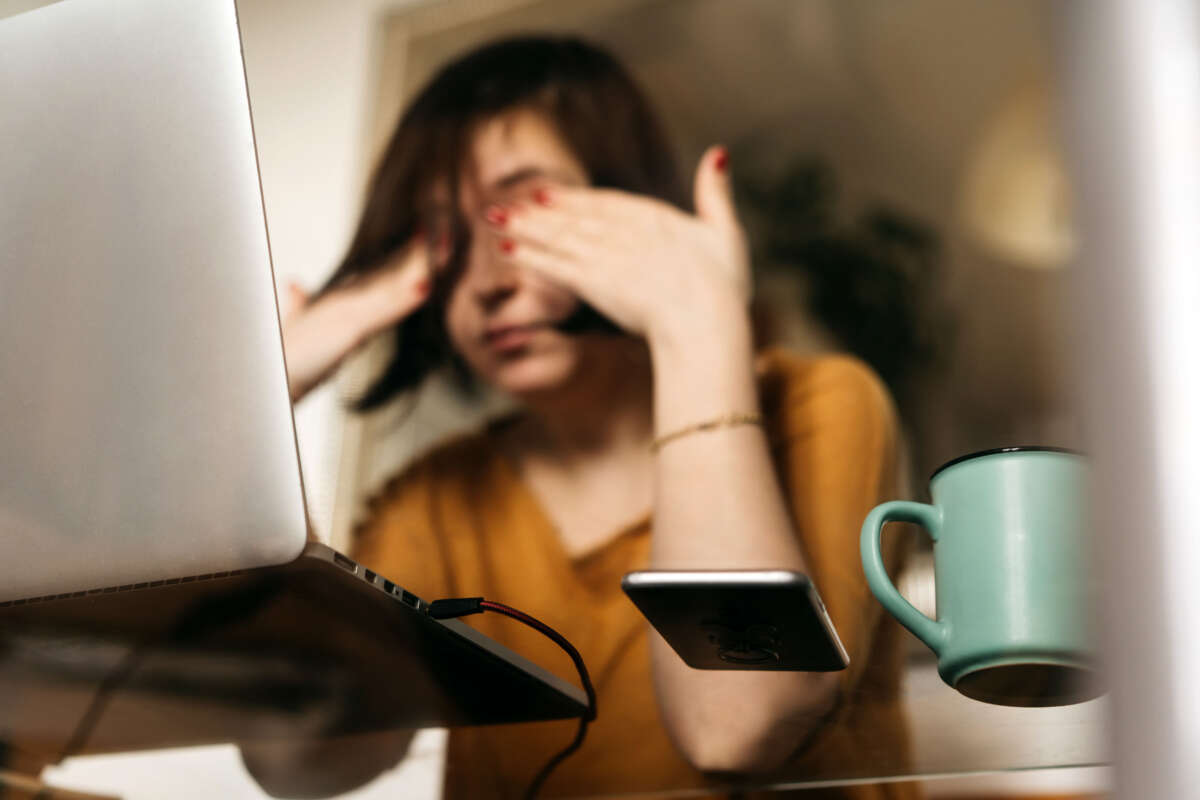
top-left (426, 597), bottom-right (484, 619)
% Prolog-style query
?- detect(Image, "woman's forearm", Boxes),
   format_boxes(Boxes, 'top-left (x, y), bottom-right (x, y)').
top-left (645, 303), bottom-right (839, 774)
top-left (647, 302), bottom-right (800, 569)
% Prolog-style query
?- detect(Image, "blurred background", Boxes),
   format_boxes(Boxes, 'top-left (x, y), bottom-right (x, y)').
top-left (229, 0), bottom-right (1081, 551)
top-left (238, 0), bottom-right (1099, 796)
top-left (2, 0), bottom-right (1105, 796)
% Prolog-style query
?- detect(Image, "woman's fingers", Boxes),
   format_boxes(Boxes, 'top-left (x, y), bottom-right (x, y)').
top-left (281, 281), bottom-right (310, 321)
top-left (483, 190), bottom-right (679, 334)
top-left (692, 145), bottom-right (745, 252)
top-left (492, 224), bottom-right (585, 289)
top-left (481, 172), bottom-right (752, 339)
top-left (493, 202), bottom-right (604, 262)
top-left (359, 235), bottom-right (433, 329)
top-left (495, 233), bottom-right (637, 332)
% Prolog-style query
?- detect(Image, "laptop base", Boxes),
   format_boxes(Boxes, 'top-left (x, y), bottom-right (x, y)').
top-left (0, 544), bottom-right (587, 765)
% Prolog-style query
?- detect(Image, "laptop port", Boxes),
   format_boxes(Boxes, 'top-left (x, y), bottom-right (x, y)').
top-left (365, 569), bottom-right (377, 584)
top-left (384, 579), bottom-right (395, 594)
top-left (333, 552), bottom-right (357, 574)
top-left (400, 589), bottom-right (419, 609)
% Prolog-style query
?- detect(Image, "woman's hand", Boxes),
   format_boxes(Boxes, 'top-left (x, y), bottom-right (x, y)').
top-left (487, 146), bottom-right (750, 347)
top-left (281, 237), bottom-right (431, 402)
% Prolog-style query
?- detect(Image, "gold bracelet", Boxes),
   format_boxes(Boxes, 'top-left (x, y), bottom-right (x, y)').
top-left (650, 412), bottom-right (764, 453)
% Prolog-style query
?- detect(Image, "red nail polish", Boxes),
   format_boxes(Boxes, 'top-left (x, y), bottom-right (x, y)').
top-left (499, 239), bottom-right (516, 254)
top-left (485, 206), bottom-right (508, 226)
top-left (714, 146), bottom-right (729, 172)
top-left (533, 187), bottom-right (551, 206)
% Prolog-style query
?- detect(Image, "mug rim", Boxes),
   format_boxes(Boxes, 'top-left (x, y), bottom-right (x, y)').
top-left (930, 446), bottom-right (1083, 481)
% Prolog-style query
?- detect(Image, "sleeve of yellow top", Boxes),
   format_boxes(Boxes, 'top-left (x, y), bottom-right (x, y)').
top-left (349, 456), bottom-right (454, 604)
top-left (774, 357), bottom-right (905, 689)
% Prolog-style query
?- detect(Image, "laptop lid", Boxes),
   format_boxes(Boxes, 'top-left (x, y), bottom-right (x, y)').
top-left (0, 0), bottom-right (308, 602)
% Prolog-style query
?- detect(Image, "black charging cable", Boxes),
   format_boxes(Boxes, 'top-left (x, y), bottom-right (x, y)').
top-left (427, 597), bottom-right (597, 800)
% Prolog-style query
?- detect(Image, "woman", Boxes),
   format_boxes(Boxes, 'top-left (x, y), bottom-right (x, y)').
top-left (257, 36), bottom-right (916, 799)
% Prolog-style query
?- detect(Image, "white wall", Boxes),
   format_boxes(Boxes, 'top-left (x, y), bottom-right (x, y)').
top-left (236, 0), bottom-right (412, 540)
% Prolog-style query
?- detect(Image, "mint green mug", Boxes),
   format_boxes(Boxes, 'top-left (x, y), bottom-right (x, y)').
top-left (861, 447), bottom-right (1100, 706)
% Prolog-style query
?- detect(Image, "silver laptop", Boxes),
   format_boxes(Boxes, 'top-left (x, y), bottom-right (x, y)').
top-left (0, 0), bottom-right (585, 765)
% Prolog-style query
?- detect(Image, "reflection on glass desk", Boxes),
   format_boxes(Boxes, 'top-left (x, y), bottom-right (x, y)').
top-left (562, 650), bottom-right (1107, 797)
top-left (719, 652), bottom-right (1107, 797)
top-left (553, 553), bottom-right (1108, 796)
top-left (0, 565), bottom-right (585, 778)
top-left (2, 573), bottom-right (1109, 799)
top-left (30, 645), bottom-right (1109, 800)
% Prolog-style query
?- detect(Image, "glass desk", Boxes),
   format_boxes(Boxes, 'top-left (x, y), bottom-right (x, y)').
top-left (1, 558), bottom-right (1109, 798)
top-left (21, 646), bottom-right (1108, 800)
top-left (618, 649), bottom-right (1108, 797)
top-left (565, 649), bottom-right (1107, 797)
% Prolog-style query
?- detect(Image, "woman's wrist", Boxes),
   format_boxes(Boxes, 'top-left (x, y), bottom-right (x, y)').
top-left (284, 286), bottom-right (386, 402)
top-left (341, 282), bottom-right (397, 344)
top-left (645, 292), bottom-right (752, 357)
top-left (647, 299), bottom-right (760, 429)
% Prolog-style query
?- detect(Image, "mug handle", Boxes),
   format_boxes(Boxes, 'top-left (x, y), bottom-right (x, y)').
top-left (860, 501), bottom-right (948, 654)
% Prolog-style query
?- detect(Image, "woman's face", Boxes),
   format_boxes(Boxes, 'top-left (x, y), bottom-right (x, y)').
top-left (441, 109), bottom-right (594, 397)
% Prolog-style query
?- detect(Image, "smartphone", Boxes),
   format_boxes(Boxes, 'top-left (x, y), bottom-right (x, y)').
top-left (621, 570), bottom-right (849, 671)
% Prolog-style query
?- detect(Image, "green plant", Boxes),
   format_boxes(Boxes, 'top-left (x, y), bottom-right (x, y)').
top-left (738, 158), bottom-right (950, 403)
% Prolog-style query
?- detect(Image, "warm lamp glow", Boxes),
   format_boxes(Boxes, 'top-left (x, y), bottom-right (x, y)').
top-left (960, 83), bottom-right (1076, 269)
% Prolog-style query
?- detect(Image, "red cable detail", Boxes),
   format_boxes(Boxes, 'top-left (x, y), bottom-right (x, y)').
top-left (474, 599), bottom-right (597, 799)
top-left (478, 600), bottom-right (597, 721)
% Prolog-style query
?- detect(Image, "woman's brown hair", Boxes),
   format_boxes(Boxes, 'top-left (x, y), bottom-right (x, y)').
top-left (322, 35), bottom-right (686, 410)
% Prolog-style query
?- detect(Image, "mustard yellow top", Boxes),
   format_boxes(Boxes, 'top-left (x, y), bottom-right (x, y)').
top-left (353, 350), bottom-right (921, 799)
